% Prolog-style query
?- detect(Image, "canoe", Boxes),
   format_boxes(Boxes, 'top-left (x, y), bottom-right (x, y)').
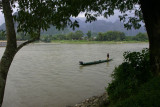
top-left (79, 59), bottom-right (112, 66)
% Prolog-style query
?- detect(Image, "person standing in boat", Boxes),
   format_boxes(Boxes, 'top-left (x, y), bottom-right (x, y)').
top-left (107, 53), bottom-right (109, 60)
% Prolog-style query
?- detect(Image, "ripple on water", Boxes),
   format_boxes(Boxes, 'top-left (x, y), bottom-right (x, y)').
top-left (1, 43), bottom-right (148, 107)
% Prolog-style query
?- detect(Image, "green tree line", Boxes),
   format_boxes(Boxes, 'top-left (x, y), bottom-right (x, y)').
top-left (0, 30), bottom-right (6, 40)
top-left (96, 31), bottom-right (126, 41)
top-left (0, 30), bottom-right (148, 42)
top-left (40, 31), bottom-right (148, 42)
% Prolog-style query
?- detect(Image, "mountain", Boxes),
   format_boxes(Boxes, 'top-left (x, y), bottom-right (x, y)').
top-left (41, 26), bottom-right (70, 35)
top-left (0, 18), bottom-right (146, 36)
top-left (71, 18), bottom-right (146, 36)
top-left (0, 13), bottom-right (5, 26)
top-left (0, 23), bottom-right (5, 30)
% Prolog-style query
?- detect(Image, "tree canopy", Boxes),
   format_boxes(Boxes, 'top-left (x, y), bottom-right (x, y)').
top-left (0, 0), bottom-right (143, 33)
top-left (96, 31), bottom-right (126, 41)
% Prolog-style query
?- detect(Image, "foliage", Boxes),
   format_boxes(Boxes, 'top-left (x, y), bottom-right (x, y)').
top-left (52, 30), bottom-right (84, 40)
top-left (0, 1), bottom-right (2, 9)
top-left (133, 32), bottom-right (148, 41)
top-left (0, 29), bottom-right (148, 42)
top-left (51, 40), bottom-right (146, 44)
top-left (1, 0), bottom-right (143, 31)
top-left (40, 35), bottom-right (52, 42)
top-left (112, 76), bottom-right (160, 107)
top-left (124, 33), bottom-right (148, 41)
top-left (73, 0), bottom-right (142, 29)
top-left (12, 0), bottom-right (83, 39)
top-left (86, 30), bottom-right (92, 39)
top-left (0, 30), bottom-right (6, 40)
top-left (53, 34), bottom-right (67, 40)
top-left (107, 48), bottom-right (152, 104)
top-left (66, 32), bottom-right (75, 40)
top-left (74, 30), bottom-right (84, 40)
top-left (16, 32), bottom-right (30, 40)
top-left (96, 31), bottom-right (126, 41)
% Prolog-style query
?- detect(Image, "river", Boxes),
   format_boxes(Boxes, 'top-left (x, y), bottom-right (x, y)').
top-left (0, 43), bottom-right (148, 107)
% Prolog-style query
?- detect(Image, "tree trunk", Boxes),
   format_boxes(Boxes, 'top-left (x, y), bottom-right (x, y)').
top-left (0, 0), bottom-right (17, 106)
top-left (0, 0), bottom-right (42, 106)
top-left (140, 0), bottom-right (160, 75)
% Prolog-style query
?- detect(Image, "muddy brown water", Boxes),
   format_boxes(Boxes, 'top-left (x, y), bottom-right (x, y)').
top-left (0, 43), bottom-right (148, 107)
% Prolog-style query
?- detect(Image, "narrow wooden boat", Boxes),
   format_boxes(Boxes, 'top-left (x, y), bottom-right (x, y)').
top-left (79, 59), bottom-right (112, 66)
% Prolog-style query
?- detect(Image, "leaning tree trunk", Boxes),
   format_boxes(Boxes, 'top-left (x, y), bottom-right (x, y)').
top-left (140, 0), bottom-right (160, 75)
top-left (0, 0), bottom-right (41, 106)
top-left (0, 0), bottom-right (17, 106)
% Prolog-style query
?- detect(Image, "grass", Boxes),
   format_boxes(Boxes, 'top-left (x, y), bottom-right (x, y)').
top-left (0, 40), bottom-right (149, 44)
top-left (51, 40), bottom-right (148, 44)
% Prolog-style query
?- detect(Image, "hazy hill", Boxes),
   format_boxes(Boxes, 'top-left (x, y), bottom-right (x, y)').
top-left (41, 26), bottom-right (70, 35)
top-left (0, 18), bottom-right (146, 36)
top-left (0, 23), bottom-right (5, 30)
top-left (72, 18), bottom-right (146, 36)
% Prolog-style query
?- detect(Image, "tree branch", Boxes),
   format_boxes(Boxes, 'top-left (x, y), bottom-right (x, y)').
top-left (16, 27), bottom-right (41, 52)
top-left (16, 38), bottom-right (39, 52)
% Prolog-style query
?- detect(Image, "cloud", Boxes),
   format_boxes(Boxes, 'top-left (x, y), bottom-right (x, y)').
top-left (77, 10), bottom-right (122, 22)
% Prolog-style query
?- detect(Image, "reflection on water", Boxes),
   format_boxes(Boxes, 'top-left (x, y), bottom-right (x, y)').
top-left (106, 62), bottom-right (110, 67)
top-left (0, 43), bottom-right (148, 107)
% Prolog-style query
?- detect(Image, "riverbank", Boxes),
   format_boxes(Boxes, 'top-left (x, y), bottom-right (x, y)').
top-left (0, 41), bottom-right (25, 47)
top-left (67, 92), bottom-right (109, 107)
top-left (51, 40), bottom-right (148, 44)
top-left (0, 40), bottom-right (148, 46)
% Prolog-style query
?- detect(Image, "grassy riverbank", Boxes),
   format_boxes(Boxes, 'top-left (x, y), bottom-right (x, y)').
top-left (0, 40), bottom-right (148, 44)
top-left (51, 40), bottom-right (148, 44)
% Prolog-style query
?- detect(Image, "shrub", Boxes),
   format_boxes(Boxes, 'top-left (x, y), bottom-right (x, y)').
top-left (114, 76), bottom-right (160, 107)
top-left (106, 48), bottom-right (152, 104)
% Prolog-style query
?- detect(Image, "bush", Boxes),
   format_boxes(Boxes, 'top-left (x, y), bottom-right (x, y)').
top-left (114, 76), bottom-right (160, 107)
top-left (133, 33), bottom-right (148, 41)
top-left (106, 48), bottom-right (152, 104)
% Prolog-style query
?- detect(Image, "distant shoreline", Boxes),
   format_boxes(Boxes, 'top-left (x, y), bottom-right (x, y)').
top-left (0, 41), bottom-right (25, 47)
top-left (0, 40), bottom-right (149, 47)
top-left (50, 40), bottom-right (148, 44)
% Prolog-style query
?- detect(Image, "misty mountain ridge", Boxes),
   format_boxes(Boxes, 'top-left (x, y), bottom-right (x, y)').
top-left (0, 18), bottom-right (146, 36)
top-left (71, 18), bottom-right (146, 36)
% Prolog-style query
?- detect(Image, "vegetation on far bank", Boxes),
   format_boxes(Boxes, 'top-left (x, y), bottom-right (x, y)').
top-left (0, 40), bottom-right (148, 44)
top-left (51, 40), bottom-right (148, 44)
top-left (0, 30), bottom-right (148, 43)
top-left (41, 31), bottom-right (148, 43)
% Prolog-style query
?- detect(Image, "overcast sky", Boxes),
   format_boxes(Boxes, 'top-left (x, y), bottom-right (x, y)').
top-left (0, 9), bottom-right (122, 26)
top-left (77, 10), bottom-right (121, 22)
top-left (0, 11), bottom-right (4, 25)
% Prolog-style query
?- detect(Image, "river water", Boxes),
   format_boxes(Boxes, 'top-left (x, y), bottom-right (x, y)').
top-left (0, 43), bottom-right (148, 107)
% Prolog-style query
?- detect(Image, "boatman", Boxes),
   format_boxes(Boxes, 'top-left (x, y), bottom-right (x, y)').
top-left (107, 53), bottom-right (109, 60)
